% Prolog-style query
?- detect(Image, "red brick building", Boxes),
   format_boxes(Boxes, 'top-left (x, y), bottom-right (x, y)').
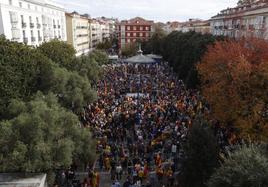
top-left (117, 17), bottom-right (154, 49)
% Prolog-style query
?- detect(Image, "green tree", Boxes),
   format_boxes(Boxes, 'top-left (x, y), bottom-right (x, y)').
top-left (89, 49), bottom-right (109, 65)
top-left (72, 55), bottom-right (103, 83)
top-left (0, 36), bottom-right (54, 118)
top-left (121, 43), bottom-right (137, 57)
top-left (46, 65), bottom-right (97, 112)
top-left (180, 118), bottom-right (220, 187)
top-left (142, 26), bottom-right (166, 55)
top-left (38, 39), bottom-right (76, 70)
top-left (208, 144), bottom-right (268, 187)
top-left (142, 31), bottom-right (223, 88)
top-left (96, 39), bottom-right (112, 51)
top-left (0, 92), bottom-right (95, 173)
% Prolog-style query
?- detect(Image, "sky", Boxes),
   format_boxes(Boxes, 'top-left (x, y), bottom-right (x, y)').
top-left (54, 0), bottom-right (238, 22)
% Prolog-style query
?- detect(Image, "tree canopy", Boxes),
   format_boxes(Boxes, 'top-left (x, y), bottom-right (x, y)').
top-left (198, 38), bottom-right (268, 141)
top-left (0, 36), bottom-right (102, 178)
top-left (142, 31), bottom-right (222, 88)
top-left (37, 39), bottom-right (76, 70)
top-left (180, 118), bottom-right (220, 187)
top-left (208, 144), bottom-right (268, 187)
top-left (0, 93), bottom-right (95, 173)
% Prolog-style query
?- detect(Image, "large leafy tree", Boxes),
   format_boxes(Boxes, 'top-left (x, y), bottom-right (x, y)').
top-left (37, 39), bottom-right (76, 70)
top-left (143, 31), bottom-right (221, 88)
top-left (180, 118), bottom-right (220, 187)
top-left (121, 43), bottom-right (138, 57)
top-left (72, 55), bottom-right (103, 83)
top-left (89, 49), bottom-right (109, 65)
top-left (142, 26), bottom-right (166, 55)
top-left (197, 38), bottom-right (268, 141)
top-left (0, 93), bottom-right (95, 173)
top-left (47, 66), bottom-right (97, 112)
top-left (0, 36), bottom-right (53, 118)
top-left (208, 144), bottom-right (268, 187)
top-left (0, 37), bottom-right (97, 115)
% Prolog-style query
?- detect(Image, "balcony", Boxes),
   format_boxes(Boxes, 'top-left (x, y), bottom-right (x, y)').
top-left (53, 25), bottom-right (56, 29)
top-left (37, 23), bottom-right (41, 29)
top-left (58, 25), bottom-right (60, 29)
top-left (30, 23), bottom-right (34, 28)
top-left (22, 22), bottom-right (27, 28)
top-left (23, 37), bottom-right (28, 43)
top-left (38, 37), bottom-right (42, 41)
top-left (31, 37), bottom-right (36, 42)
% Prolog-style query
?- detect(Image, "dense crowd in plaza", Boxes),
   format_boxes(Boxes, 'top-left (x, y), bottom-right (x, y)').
top-left (79, 62), bottom-right (234, 187)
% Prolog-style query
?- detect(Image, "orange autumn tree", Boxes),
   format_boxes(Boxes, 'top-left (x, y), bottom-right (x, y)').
top-left (197, 38), bottom-right (268, 141)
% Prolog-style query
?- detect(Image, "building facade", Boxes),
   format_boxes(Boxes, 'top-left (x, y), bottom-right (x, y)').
top-left (117, 17), bottom-right (154, 49)
top-left (90, 19), bottom-right (102, 48)
top-left (66, 12), bottom-right (90, 56)
top-left (100, 21), bottom-right (110, 42)
top-left (0, 0), bottom-right (66, 46)
top-left (210, 0), bottom-right (268, 39)
top-left (181, 19), bottom-right (211, 34)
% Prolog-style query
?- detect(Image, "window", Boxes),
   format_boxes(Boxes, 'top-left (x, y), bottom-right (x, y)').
top-left (36, 17), bottom-right (39, 23)
top-left (19, 2), bottom-right (22, 7)
top-left (146, 26), bottom-right (149, 31)
top-left (146, 32), bottom-right (149, 37)
top-left (9, 0), bottom-right (12, 5)
top-left (127, 39), bottom-right (131, 43)
top-left (139, 33), bottom-right (143, 37)
top-left (28, 4), bottom-right (30, 9)
top-left (140, 26), bottom-right (143, 31)
top-left (127, 33), bottom-right (130, 37)
top-left (31, 30), bottom-right (33, 37)
top-left (29, 16), bottom-right (32, 23)
top-left (133, 33), bottom-right (136, 37)
top-left (21, 15), bottom-right (24, 22)
top-left (133, 26), bottom-right (136, 30)
top-left (127, 26), bottom-right (130, 30)
top-left (22, 30), bottom-right (26, 38)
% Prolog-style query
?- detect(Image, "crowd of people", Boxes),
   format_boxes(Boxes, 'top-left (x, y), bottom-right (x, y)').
top-left (79, 61), bottom-right (233, 187)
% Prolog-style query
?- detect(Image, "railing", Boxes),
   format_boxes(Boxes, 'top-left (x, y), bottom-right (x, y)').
top-left (30, 23), bottom-right (34, 28)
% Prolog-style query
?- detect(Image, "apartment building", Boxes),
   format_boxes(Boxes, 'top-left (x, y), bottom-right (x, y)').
top-left (163, 21), bottom-right (183, 34)
top-left (100, 21), bottom-right (110, 42)
top-left (89, 19), bottom-right (102, 48)
top-left (117, 17), bottom-right (154, 49)
top-left (66, 12), bottom-right (90, 56)
top-left (181, 19), bottom-right (210, 34)
top-left (0, 0), bottom-right (66, 46)
top-left (210, 0), bottom-right (268, 39)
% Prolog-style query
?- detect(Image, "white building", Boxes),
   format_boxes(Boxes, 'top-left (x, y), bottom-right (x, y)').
top-left (66, 12), bottom-right (90, 56)
top-left (0, 0), bottom-right (67, 46)
top-left (210, 0), bottom-right (268, 39)
top-left (90, 19), bottom-right (102, 48)
top-left (100, 21), bottom-right (110, 41)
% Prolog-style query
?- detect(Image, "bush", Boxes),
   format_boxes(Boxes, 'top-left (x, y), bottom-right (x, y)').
top-left (208, 144), bottom-right (268, 187)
